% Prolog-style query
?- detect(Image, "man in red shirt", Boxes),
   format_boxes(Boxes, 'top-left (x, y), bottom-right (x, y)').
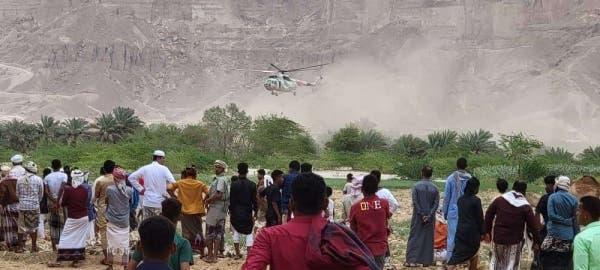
top-left (242, 172), bottom-right (378, 270)
top-left (350, 174), bottom-right (391, 269)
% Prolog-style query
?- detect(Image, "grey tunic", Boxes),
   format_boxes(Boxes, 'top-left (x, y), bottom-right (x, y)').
top-left (406, 179), bottom-right (439, 265)
top-left (105, 185), bottom-right (133, 228)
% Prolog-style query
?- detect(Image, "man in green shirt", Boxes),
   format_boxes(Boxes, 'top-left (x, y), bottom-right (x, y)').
top-left (128, 198), bottom-right (193, 270)
top-left (573, 196), bottom-right (600, 270)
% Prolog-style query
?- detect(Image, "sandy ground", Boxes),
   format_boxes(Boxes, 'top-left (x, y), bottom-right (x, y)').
top-left (0, 189), bottom-right (536, 269)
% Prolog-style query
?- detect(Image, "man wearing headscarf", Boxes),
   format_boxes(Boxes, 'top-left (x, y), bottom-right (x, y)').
top-left (0, 162), bottom-right (19, 250)
top-left (9, 155), bottom-right (26, 179)
top-left (342, 175), bottom-right (364, 225)
top-left (105, 167), bottom-right (133, 269)
top-left (204, 160), bottom-right (230, 263)
top-left (16, 161), bottom-right (44, 253)
top-left (0, 163), bottom-right (10, 242)
top-left (485, 181), bottom-right (540, 270)
top-left (541, 176), bottom-right (579, 270)
top-left (49, 170), bottom-right (90, 268)
top-left (405, 166), bottom-right (439, 267)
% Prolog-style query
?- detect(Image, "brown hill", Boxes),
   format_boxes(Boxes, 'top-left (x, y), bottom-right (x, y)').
top-left (1, 0), bottom-right (600, 149)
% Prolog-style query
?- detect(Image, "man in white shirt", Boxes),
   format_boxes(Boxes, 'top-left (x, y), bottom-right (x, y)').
top-left (128, 150), bottom-right (175, 221)
top-left (44, 159), bottom-right (68, 251)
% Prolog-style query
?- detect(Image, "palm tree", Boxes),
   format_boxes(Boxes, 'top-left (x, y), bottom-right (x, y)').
top-left (113, 107), bottom-right (143, 135)
top-left (427, 130), bottom-right (458, 149)
top-left (458, 129), bottom-right (496, 154)
top-left (0, 119), bottom-right (39, 152)
top-left (360, 130), bottom-right (388, 152)
top-left (542, 147), bottom-right (574, 162)
top-left (60, 118), bottom-right (89, 145)
top-left (579, 146), bottom-right (600, 164)
top-left (392, 134), bottom-right (428, 158)
top-left (94, 113), bottom-right (122, 143)
top-left (37, 115), bottom-right (60, 142)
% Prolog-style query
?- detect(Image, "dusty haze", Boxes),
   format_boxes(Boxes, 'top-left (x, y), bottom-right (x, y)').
top-left (1, 0), bottom-right (600, 150)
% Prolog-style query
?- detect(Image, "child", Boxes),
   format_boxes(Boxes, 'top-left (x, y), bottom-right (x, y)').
top-left (135, 216), bottom-right (176, 270)
top-left (343, 174), bottom-right (353, 195)
top-left (350, 174), bottom-right (391, 269)
top-left (260, 170), bottom-right (284, 227)
top-left (325, 186), bottom-right (335, 222)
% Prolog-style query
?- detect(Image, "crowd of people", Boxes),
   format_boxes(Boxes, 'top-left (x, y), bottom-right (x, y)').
top-left (0, 152), bottom-right (599, 270)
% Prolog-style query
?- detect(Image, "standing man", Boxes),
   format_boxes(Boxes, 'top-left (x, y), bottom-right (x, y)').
top-left (255, 169), bottom-right (271, 233)
top-left (350, 174), bottom-right (391, 269)
top-left (167, 167), bottom-right (210, 256)
top-left (535, 175), bottom-right (556, 265)
top-left (128, 150), bottom-right (175, 220)
top-left (541, 176), bottom-right (579, 269)
top-left (260, 170), bottom-right (284, 227)
top-left (229, 163), bottom-right (258, 259)
top-left (94, 160), bottom-right (116, 266)
top-left (45, 159), bottom-right (68, 251)
top-left (371, 169), bottom-right (399, 267)
top-left (105, 167), bottom-right (134, 270)
top-left (16, 161), bottom-right (44, 253)
top-left (485, 181), bottom-right (540, 270)
top-left (443, 157), bottom-right (471, 262)
top-left (281, 160), bottom-right (300, 223)
top-left (204, 160), bottom-right (229, 264)
top-left (10, 155), bottom-right (26, 179)
top-left (573, 196), bottom-right (600, 269)
top-left (405, 166), bottom-right (439, 267)
top-left (0, 164), bottom-right (19, 251)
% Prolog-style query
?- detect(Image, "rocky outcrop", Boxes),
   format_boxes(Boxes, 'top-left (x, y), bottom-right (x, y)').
top-left (0, 0), bottom-right (600, 149)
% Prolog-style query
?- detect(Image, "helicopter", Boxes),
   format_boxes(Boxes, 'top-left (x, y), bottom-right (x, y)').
top-left (238, 63), bottom-right (327, 96)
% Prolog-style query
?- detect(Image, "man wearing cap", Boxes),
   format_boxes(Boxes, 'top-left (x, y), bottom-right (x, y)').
top-left (94, 160), bottom-right (116, 265)
top-left (541, 176), bottom-right (579, 269)
top-left (203, 160), bottom-right (230, 263)
top-left (10, 154), bottom-right (26, 179)
top-left (128, 150), bottom-right (175, 221)
top-left (16, 161), bottom-right (44, 252)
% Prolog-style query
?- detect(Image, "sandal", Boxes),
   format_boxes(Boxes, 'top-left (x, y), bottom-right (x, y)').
top-left (100, 258), bottom-right (111, 266)
top-left (403, 262), bottom-right (419, 267)
top-left (47, 262), bottom-right (62, 268)
top-left (234, 254), bottom-right (243, 260)
top-left (203, 257), bottom-right (217, 264)
top-left (71, 261), bottom-right (84, 268)
top-left (31, 246), bottom-right (39, 253)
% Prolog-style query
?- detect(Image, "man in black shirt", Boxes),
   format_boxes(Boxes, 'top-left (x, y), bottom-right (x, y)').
top-left (261, 170), bottom-right (284, 227)
top-left (229, 163), bottom-right (258, 259)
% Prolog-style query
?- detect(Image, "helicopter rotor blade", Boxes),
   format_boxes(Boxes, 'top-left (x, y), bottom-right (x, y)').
top-left (283, 63), bottom-right (329, 73)
top-left (235, 69), bottom-right (277, 73)
top-left (270, 63), bottom-right (284, 72)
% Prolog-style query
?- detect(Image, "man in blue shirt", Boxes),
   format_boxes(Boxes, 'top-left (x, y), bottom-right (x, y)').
top-left (541, 176), bottom-right (579, 270)
top-left (280, 160), bottom-right (300, 223)
top-left (443, 158), bottom-right (471, 262)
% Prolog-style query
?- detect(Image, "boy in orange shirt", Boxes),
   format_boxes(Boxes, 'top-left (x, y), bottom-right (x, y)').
top-left (168, 167), bottom-right (209, 256)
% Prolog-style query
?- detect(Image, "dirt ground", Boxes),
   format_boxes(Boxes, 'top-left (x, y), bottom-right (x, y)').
top-left (0, 189), bottom-right (537, 269)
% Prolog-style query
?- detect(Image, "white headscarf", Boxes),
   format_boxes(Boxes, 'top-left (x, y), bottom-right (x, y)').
top-left (71, 169), bottom-right (87, 188)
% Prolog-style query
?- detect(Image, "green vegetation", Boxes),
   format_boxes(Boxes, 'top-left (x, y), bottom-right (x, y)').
top-left (0, 103), bottom-right (599, 186)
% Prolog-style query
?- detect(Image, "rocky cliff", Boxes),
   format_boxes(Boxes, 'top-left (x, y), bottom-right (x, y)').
top-left (1, 0), bottom-right (599, 149)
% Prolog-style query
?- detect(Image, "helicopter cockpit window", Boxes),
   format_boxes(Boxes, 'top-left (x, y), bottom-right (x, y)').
top-left (283, 76), bottom-right (292, 81)
top-left (268, 75), bottom-right (278, 79)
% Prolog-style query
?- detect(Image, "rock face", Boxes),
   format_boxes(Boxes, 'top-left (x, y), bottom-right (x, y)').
top-left (1, 0), bottom-right (600, 149)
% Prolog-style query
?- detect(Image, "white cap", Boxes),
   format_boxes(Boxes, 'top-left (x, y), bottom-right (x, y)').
top-left (10, 154), bottom-right (23, 164)
top-left (153, 150), bottom-right (166, 157)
